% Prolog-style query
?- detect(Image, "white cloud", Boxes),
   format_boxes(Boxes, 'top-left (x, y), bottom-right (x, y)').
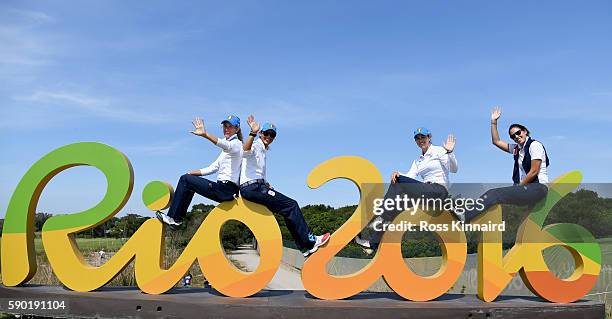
top-left (0, 26), bottom-right (52, 66)
top-left (4, 8), bottom-right (55, 25)
top-left (251, 99), bottom-right (338, 128)
top-left (171, 96), bottom-right (341, 130)
top-left (0, 8), bottom-right (58, 67)
top-left (121, 138), bottom-right (193, 155)
top-left (547, 135), bottom-right (567, 141)
top-left (591, 91), bottom-right (612, 97)
top-left (9, 90), bottom-right (174, 125)
top-left (15, 91), bottom-right (110, 107)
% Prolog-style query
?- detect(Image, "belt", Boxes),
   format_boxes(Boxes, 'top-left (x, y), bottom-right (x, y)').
top-left (240, 179), bottom-right (265, 187)
top-left (219, 180), bottom-right (239, 188)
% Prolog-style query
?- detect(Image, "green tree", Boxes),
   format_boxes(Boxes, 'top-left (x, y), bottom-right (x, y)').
top-left (108, 214), bottom-right (147, 238)
top-left (34, 212), bottom-right (53, 231)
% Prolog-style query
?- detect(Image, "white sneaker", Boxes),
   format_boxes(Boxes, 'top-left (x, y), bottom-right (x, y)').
top-left (355, 235), bottom-right (371, 248)
top-left (450, 210), bottom-right (465, 223)
top-left (369, 216), bottom-right (384, 229)
top-left (303, 232), bottom-right (331, 257)
top-left (355, 235), bottom-right (374, 255)
top-left (156, 211), bottom-right (182, 226)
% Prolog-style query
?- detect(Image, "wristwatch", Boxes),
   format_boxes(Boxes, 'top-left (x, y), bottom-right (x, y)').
top-left (249, 132), bottom-right (257, 137)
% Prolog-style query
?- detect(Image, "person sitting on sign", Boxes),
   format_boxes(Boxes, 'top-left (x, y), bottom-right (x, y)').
top-left (355, 127), bottom-right (459, 254)
top-left (156, 115), bottom-right (243, 228)
top-left (239, 115), bottom-right (330, 257)
top-left (460, 106), bottom-right (549, 223)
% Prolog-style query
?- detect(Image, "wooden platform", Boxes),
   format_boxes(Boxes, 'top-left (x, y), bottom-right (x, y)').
top-left (0, 285), bottom-right (605, 319)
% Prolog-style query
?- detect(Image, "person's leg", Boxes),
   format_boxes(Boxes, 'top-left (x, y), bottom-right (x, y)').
top-left (241, 183), bottom-right (315, 250)
top-left (395, 175), bottom-right (422, 184)
top-left (378, 176), bottom-right (426, 221)
top-left (465, 183), bottom-right (548, 223)
top-left (368, 181), bottom-right (448, 249)
top-left (213, 181), bottom-right (239, 202)
top-left (363, 178), bottom-right (423, 251)
top-left (167, 174), bottom-right (222, 222)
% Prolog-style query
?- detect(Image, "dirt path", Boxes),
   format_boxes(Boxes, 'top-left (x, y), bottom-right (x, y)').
top-left (229, 245), bottom-right (304, 290)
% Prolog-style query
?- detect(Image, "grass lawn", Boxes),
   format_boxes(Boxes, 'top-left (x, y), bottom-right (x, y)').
top-left (0, 236), bottom-right (129, 253)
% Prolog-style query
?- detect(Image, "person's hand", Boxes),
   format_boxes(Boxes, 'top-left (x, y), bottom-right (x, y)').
top-left (191, 117), bottom-right (207, 137)
top-left (188, 170), bottom-right (201, 176)
top-left (247, 115), bottom-right (260, 133)
top-left (390, 171), bottom-right (400, 184)
top-left (443, 134), bottom-right (456, 153)
top-left (491, 106), bottom-right (502, 123)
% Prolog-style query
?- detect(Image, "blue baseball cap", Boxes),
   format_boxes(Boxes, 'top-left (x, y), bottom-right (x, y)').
top-left (221, 114), bottom-right (240, 127)
top-left (261, 122), bottom-right (277, 133)
top-left (413, 127), bottom-right (431, 137)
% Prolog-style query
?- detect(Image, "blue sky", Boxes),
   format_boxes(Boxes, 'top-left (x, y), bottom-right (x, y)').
top-left (2, 1), bottom-right (612, 218)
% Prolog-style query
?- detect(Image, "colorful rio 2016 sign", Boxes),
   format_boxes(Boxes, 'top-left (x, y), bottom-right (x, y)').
top-left (1, 142), bottom-right (602, 303)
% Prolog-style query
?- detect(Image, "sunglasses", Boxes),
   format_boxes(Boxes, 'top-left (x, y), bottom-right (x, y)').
top-left (262, 130), bottom-right (276, 138)
top-left (510, 129), bottom-right (522, 139)
top-left (414, 134), bottom-right (428, 140)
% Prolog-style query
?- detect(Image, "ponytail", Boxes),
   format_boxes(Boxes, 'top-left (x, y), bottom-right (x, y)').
top-left (236, 127), bottom-right (243, 141)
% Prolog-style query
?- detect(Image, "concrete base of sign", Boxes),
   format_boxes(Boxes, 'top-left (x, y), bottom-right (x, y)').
top-left (0, 285), bottom-right (604, 319)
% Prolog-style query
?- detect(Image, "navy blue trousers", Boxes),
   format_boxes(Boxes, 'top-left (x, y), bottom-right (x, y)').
top-left (369, 176), bottom-right (448, 247)
top-left (464, 183), bottom-right (548, 223)
top-left (167, 174), bottom-right (239, 222)
top-left (240, 182), bottom-right (314, 250)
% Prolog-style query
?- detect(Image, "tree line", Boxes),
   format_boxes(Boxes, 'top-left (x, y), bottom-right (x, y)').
top-left (1, 189), bottom-right (610, 258)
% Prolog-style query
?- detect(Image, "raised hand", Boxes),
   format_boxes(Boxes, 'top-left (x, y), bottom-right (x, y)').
top-left (491, 106), bottom-right (502, 122)
top-left (443, 134), bottom-right (456, 153)
top-left (247, 114), bottom-right (260, 133)
top-left (190, 117), bottom-right (207, 137)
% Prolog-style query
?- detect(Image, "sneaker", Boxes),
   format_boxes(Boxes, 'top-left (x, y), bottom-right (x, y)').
top-left (450, 210), bottom-right (465, 223)
top-left (354, 235), bottom-right (374, 255)
top-left (303, 232), bottom-right (331, 257)
top-left (155, 211), bottom-right (182, 227)
top-left (155, 210), bottom-right (170, 224)
top-left (369, 216), bottom-right (384, 229)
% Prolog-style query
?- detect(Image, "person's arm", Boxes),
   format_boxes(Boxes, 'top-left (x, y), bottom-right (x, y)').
top-left (243, 115), bottom-right (260, 152)
top-left (191, 116), bottom-right (241, 153)
top-left (188, 169), bottom-right (203, 176)
top-left (252, 141), bottom-right (271, 188)
top-left (253, 142), bottom-right (266, 171)
top-left (490, 106), bottom-right (510, 152)
top-left (190, 116), bottom-right (240, 152)
top-left (446, 152), bottom-right (458, 173)
top-left (190, 116), bottom-right (220, 144)
top-left (197, 154), bottom-right (221, 176)
top-left (441, 134), bottom-right (458, 173)
top-left (392, 160), bottom-right (418, 183)
top-left (520, 141), bottom-right (546, 185)
top-left (520, 160), bottom-right (542, 185)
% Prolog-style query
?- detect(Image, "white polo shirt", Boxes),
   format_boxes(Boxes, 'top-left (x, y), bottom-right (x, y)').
top-left (240, 138), bottom-right (267, 184)
top-left (509, 137), bottom-right (549, 184)
top-left (401, 145), bottom-right (458, 189)
top-left (199, 134), bottom-right (243, 185)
